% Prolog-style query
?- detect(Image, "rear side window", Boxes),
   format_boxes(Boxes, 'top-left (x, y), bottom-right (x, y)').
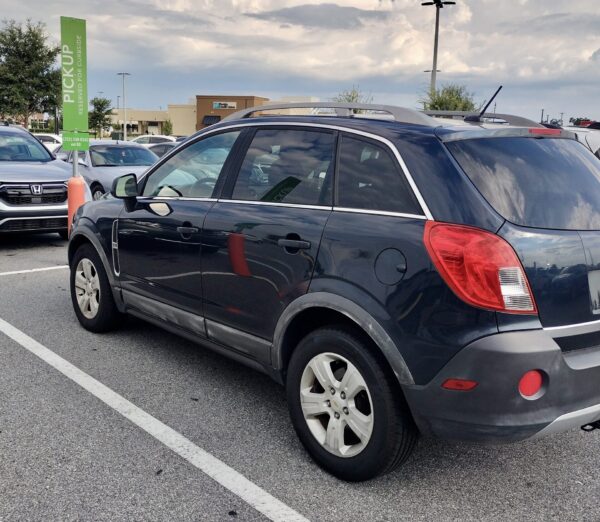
top-left (336, 135), bottom-right (422, 215)
top-left (232, 129), bottom-right (334, 206)
top-left (447, 137), bottom-right (600, 230)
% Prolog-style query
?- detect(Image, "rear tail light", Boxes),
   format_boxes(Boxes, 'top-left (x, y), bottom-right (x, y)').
top-left (424, 221), bottom-right (537, 314)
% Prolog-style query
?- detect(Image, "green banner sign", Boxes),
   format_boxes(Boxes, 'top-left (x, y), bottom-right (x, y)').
top-left (60, 17), bottom-right (88, 151)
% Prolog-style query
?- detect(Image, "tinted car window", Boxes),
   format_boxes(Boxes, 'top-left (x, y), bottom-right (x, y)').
top-left (337, 135), bottom-right (422, 215)
top-left (90, 146), bottom-right (157, 167)
top-left (150, 137), bottom-right (170, 144)
top-left (447, 137), bottom-right (600, 230)
top-left (0, 131), bottom-right (52, 161)
top-left (232, 129), bottom-right (334, 205)
top-left (143, 131), bottom-right (240, 198)
top-left (134, 136), bottom-right (150, 144)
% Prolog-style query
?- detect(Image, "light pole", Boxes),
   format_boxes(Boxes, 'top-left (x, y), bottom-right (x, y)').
top-left (422, 0), bottom-right (456, 95)
top-left (117, 72), bottom-right (130, 140)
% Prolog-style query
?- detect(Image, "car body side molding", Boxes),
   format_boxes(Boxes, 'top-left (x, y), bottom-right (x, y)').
top-left (271, 292), bottom-right (415, 385)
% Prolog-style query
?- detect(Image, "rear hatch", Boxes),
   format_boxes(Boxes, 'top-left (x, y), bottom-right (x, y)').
top-left (444, 131), bottom-right (600, 330)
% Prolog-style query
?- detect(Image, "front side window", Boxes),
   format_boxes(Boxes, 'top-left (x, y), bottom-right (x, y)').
top-left (134, 136), bottom-right (150, 144)
top-left (0, 131), bottom-right (52, 162)
top-left (150, 136), bottom-right (170, 144)
top-left (232, 129), bottom-right (334, 205)
top-left (142, 131), bottom-right (240, 198)
top-left (336, 135), bottom-right (422, 215)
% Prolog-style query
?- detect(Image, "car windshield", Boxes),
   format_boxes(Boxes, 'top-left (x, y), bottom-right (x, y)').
top-left (0, 131), bottom-right (53, 161)
top-left (90, 145), bottom-right (157, 167)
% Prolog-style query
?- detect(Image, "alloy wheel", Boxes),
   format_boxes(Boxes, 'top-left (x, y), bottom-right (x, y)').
top-left (74, 258), bottom-right (101, 319)
top-left (300, 352), bottom-right (374, 458)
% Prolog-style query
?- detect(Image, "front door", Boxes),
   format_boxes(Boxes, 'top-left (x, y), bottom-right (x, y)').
top-left (117, 130), bottom-right (243, 322)
top-left (202, 126), bottom-right (336, 341)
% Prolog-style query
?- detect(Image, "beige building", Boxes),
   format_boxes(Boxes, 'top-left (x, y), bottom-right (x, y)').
top-left (167, 104), bottom-right (196, 136)
top-left (111, 108), bottom-right (168, 136)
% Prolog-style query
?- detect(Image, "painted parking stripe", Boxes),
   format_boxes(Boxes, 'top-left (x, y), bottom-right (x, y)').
top-left (0, 317), bottom-right (308, 522)
top-left (0, 265), bottom-right (69, 277)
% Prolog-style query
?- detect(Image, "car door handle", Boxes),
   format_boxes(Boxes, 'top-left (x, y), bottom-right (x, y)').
top-left (278, 239), bottom-right (311, 250)
top-left (177, 226), bottom-right (198, 238)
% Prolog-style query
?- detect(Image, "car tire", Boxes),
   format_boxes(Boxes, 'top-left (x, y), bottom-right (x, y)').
top-left (91, 184), bottom-right (105, 201)
top-left (70, 243), bottom-right (122, 332)
top-left (58, 230), bottom-right (69, 240)
top-left (286, 326), bottom-right (418, 481)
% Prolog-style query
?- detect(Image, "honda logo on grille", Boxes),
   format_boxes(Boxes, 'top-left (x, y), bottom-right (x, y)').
top-left (30, 184), bottom-right (43, 195)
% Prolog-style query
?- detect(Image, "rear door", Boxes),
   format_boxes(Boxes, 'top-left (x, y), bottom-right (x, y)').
top-left (201, 126), bottom-right (335, 342)
top-left (446, 135), bottom-right (600, 329)
top-left (117, 130), bottom-right (242, 321)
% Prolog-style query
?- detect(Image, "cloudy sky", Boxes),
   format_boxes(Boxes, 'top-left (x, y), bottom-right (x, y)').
top-left (3, 0), bottom-right (600, 122)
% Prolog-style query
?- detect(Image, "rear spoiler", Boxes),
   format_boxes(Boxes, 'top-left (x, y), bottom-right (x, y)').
top-left (425, 110), bottom-right (543, 128)
top-left (438, 126), bottom-right (578, 143)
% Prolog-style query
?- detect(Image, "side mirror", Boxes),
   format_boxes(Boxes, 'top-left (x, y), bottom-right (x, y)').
top-left (111, 173), bottom-right (139, 199)
top-left (56, 152), bottom-right (68, 161)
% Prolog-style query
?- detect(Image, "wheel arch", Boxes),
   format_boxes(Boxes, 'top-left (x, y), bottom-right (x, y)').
top-left (68, 225), bottom-right (123, 312)
top-left (272, 292), bottom-right (414, 385)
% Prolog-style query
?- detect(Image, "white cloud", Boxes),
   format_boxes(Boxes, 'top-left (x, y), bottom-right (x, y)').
top-left (2, 0), bottom-right (599, 120)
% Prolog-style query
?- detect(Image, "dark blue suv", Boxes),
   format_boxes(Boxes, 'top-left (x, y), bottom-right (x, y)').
top-left (68, 103), bottom-right (600, 481)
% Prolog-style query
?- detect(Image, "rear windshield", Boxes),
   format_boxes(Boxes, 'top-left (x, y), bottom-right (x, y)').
top-left (447, 137), bottom-right (600, 230)
top-left (90, 146), bottom-right (157, 167)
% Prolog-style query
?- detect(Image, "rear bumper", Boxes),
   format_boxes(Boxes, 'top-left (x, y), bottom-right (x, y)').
top-left (403, 329), bottom-right (600, 442)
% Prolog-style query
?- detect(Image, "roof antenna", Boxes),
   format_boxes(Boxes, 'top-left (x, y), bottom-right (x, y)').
top-left (465, 85), bottom-right (503, 122)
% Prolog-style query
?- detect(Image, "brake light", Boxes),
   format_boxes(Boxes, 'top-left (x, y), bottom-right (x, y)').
top-left (528, 128), bottom-right (561, 135)
top-left (424, 221), bottom-right (537, 314)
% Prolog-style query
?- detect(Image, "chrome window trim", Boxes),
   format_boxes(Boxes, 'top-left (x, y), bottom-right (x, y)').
top-left (545, 318), bottom-right (600, 338)
top-left (217, 199), bottom-right (332, 211)
top-left (136, 196), bottom-right (218, 203)
top-left (0, 215), bottom-right (67, 226)
top-left (333, 207), bottom-right (427, 220)
top-left (140, 121), bottom-right (434, 220)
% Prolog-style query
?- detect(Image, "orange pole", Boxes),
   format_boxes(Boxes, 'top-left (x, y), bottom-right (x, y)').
top-left (67, 175), bottom-right (87, 237)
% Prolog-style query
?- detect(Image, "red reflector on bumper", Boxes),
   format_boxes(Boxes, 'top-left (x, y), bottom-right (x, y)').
top-left (442, 378), bottom-right (478, 391)
top-left (519, 370), bottom-right (543, 397)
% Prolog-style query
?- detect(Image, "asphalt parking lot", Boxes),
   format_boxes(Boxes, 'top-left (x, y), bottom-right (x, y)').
top-left (2, 235), bottom-right (600, 521)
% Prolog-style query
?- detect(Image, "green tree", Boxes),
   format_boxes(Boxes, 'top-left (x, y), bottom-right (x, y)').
top-left (88, 97), bottom-right (113, 137)
top-left (421, 83), bottom-right (478, 111)
top-left (334, 85), bottom-right (373, 105)
top-left (163, 119), bottom-right (173, 136)
top-left (0, 20), bottom-right (60, 125)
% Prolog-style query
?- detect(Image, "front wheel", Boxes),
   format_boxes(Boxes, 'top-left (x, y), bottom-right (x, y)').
top-left (70, 244), bottom-right (122, 332)
top-left (91, 184), bottom-right (105, 201)
top-left (286, 326), bottom-right (418, 481)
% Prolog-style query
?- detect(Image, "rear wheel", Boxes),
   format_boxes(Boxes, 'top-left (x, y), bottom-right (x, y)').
top-left (70, 244), bottom-right (122, 332)
top-left (286, 326), bottom-right (418, 481)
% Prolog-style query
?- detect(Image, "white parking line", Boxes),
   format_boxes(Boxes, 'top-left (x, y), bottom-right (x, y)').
top-left (0, 265), bottom-right (69, 277)
top-left (0, 317), bottom-right (308, 522)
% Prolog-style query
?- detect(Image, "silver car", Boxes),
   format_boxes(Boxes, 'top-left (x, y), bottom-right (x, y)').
top-left (56, 140), bottom-right (158, 200)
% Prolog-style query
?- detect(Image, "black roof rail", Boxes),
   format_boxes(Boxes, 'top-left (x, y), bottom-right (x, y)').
top-left (223, 102), bottom-right (439, 127)
top-left (425, 110), bottom-right (543, 128)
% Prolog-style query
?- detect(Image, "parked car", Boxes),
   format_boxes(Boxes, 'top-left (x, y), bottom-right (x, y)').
top-left (56, 140), bottom-right (157, 200)
top-left (33, 133), bottom-right (62, 152)
top-left (0, 125), bottom-right (70, 238)
top-left (68, 102), bottom-right (600, 481)
top-left (563, 125), bottom-right (600, 158)
top-left (147, 141), bottom-right (178, 158)
top-left (130, 134), bottom-right (176, 147)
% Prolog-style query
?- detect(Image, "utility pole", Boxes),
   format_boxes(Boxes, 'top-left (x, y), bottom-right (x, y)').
top-left (117, 72), bottom-right (130, 140)
top-left (422, 0), bottom-right (456, 95)
top-left (540, 108), bottom-right (544, 124)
